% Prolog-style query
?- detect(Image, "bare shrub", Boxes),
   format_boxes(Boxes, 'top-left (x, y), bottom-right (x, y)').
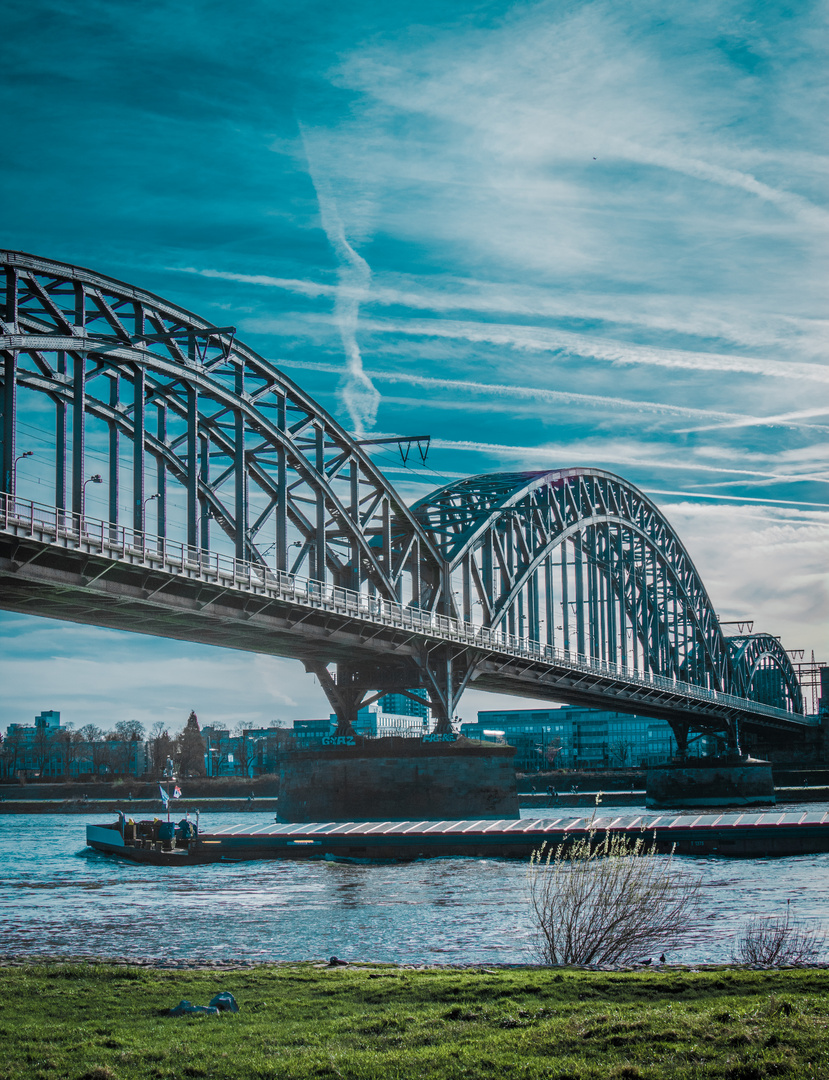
top-left (733, 908), bottom-right (826, 966)
top-left (528, 826), bottom-right (701, 966)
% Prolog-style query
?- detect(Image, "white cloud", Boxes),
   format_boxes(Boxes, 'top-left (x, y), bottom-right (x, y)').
top-left (426, 435), bottom-right (829, 487)
top-left (300, 127), bottom-right (380, 435)
top-left (661, 501), bottom-right (829, 657)
top-left (0, 616), bottom-right (329, 733)
top-left (272, 358), bottom-right (829, 436)
top-left (358, 317), bottom-right (829, 387)
top-left (611, 139), bottom-right (829, 230)
top-left (178, 263), bottom-right (829, 361)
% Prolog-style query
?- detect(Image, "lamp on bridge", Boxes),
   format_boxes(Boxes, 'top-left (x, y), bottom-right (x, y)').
top-left (11, 450), bottom-right (33, 496)
top-left (81, 474), bottom-right (103, 521)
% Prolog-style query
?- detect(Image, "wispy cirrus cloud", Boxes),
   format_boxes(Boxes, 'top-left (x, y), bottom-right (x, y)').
top-left (356, 317), bottom-right (829, 386)
top-left (424, 435), bottom-right (829, 488)
top-left (679, 406), bottom-right (829, 434)
top-left (176, 264), bottom-right (829, 360)
top-left (274, 358), bottom-right (829, 435)
top-left (597, 138), bottom-right (829, 230)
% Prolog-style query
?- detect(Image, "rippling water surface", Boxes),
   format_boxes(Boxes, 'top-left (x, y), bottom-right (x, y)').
top-left (1, 808), bottom-right (827, 965)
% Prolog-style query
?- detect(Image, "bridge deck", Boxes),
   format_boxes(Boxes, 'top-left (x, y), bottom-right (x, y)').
top-left (88, 810), bottom-right (829, 863)
top-left (2, 494), bottom-right (814, 733)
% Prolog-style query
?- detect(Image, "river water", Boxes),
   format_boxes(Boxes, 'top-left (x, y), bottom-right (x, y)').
top-left (1, 808), bottom-right (827, 966)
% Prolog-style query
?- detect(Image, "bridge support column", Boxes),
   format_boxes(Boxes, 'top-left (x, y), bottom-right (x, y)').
top-left (304, 661), bottom-right (364, 738)
top-left (416, 645), bottom-right (477, 737)
top-left (669, 721), bottom-right (689, 761)
top-left (2, 351), bottom-right (17, 495)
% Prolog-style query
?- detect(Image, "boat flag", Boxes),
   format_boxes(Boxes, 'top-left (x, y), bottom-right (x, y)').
top-left (159, 783), bottom-right (170, 807)
top-left (173, 785), bottom-right (182, 799)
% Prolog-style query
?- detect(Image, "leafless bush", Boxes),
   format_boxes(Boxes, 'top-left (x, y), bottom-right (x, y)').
top-left (528, 825), bottom-right (701, 966)
top-left (733, 908), bottom-right (826, 966)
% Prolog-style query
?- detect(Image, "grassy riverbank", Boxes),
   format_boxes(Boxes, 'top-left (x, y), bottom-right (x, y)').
top-left (2, 964), bottom-right (828, 1079)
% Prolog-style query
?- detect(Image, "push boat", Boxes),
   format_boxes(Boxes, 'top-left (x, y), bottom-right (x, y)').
top-left (86, 808), bottom-right (829, 864)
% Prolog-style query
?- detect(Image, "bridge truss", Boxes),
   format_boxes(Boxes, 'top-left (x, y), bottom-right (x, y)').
top-left (0, 251), bottom-right (810, 749)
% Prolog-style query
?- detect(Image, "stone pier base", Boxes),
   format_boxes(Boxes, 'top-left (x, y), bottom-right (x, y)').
top-left (277, 736), bottom-right (518, 822)
top-left (646, 755), bottom-right (775, 809)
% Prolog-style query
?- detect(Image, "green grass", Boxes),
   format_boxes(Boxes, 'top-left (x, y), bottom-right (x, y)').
top-left (1, 963), bottom-right (828, 1079)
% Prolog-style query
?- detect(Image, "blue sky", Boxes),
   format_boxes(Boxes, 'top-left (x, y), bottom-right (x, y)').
top-left (2, 0), bottom-right (827, 731)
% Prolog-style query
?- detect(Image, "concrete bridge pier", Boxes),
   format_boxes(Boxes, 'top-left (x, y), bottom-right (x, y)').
top-left (276, 736), bottom-right (519, 822)
top-left (285, 656), bottom-right (518, 822)
top-left (652, 717), bottom-right (774, 808)
top-left (647, 753), bottom-right (775, 809)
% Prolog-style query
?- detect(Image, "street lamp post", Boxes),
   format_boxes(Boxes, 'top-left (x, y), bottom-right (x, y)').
top-left (10, 450), bottom-right (33, 498)
top-left (142, 492), bottom-right (160, 547)
top-left (80, 474), bottom-right (103, 526)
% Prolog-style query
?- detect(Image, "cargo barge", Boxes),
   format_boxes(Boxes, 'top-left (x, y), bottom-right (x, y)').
top-left (86, 809), bottom-right (829, 863)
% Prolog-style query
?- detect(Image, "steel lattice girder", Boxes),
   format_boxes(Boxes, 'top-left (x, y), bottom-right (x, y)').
top-left (0, 516), bottom-right (805, 735)
top-left (1, 250), bottom-right (446, 612)
top-left (727, 633), bottom-right (804, 713)
top-left (410, 470), bottom-right (804, 714)
top-left (0, 250), bottom-right (806, 726)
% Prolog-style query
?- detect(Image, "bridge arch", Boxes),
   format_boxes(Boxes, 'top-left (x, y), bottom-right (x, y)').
top-left (2, 251), bottom-right (807, 736)
top-left (727, 634), bottom-right (804, 714)
top-left (412, 468), bottom-right (802, 709)
top-left (1, 250), bottom-right (445, 610)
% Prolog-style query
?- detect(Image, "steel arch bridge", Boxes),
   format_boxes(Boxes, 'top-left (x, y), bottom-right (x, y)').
top-left (0, 251), bottom-right (809, 750)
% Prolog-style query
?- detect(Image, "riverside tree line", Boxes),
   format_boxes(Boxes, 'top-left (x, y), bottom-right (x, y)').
top-left (0, 711), bottom-right (294, 781)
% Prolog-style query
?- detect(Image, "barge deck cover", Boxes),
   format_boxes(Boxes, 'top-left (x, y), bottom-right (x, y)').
top-left (87, 809), bottom-right (829, 863)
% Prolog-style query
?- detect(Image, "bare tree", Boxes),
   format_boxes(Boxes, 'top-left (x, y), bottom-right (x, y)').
top-left (259, 725), bottom-right (295, 774)
top-left (78, 725), bottom-right (99, 771)
top-left (110, 720), bottom-right (146, 776)
top-left (114, 720), bottom-right (145, 742)
top-left (106, 731), bottom-right (130, 776)
top-left (528, 812), bottom-right (701, 965)
top-left (734, 907), bottom-right (825, 965)
top-left (0, 731), bottom-right (24, 779)
top-left (54, 727), bottom-right (83, 778)
top-left (608, 738), bottom-right (633, 767)
top-left (233, 726), bottom-right (252, 777)
top-left (545, 738), bottom-right (563, 767)
top-left (31, 723), bottom-right (54, 776)
top-left (79, 725), bottom-right (111, 776)
top-left (214, 738), bottom-right (233, 776)
top-left (148, 725), bottom-right (176, 777)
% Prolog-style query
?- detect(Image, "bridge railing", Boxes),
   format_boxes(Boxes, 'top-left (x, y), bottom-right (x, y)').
top-left (0, 493), bottom-right (813, 727)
